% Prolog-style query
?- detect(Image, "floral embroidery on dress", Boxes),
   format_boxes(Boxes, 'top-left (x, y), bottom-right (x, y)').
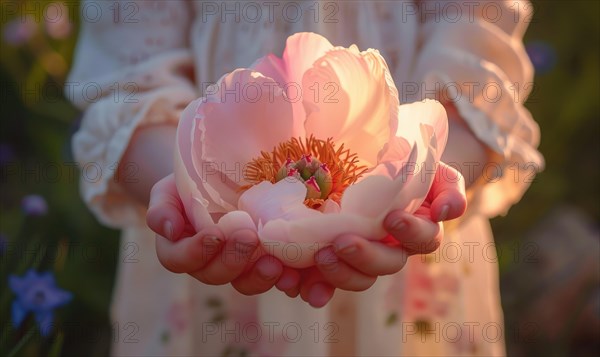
top-left (384, 256), bottom-right (462, 329)
top-left (161, 298), bottom-right (194, 344)
top-left (406, 258), bottom-right (461, 322)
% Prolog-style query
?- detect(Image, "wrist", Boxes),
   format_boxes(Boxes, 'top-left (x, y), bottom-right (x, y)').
top-left (119, 123), bottom-right (177, 205)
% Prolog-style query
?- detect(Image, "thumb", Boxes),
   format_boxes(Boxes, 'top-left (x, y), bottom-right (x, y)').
top-left (146, 174), bottom-right (186, 241)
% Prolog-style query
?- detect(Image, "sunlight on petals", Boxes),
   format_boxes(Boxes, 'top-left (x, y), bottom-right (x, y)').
top-left (174, 33), bottom-right (450, 265)
top-left (303, 47), bottom-right (399, 166)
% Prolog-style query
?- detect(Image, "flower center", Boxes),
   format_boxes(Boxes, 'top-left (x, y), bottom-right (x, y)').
top-left (243, 136), bottom-right (368, 209)
top-left (34, 290), bottom-right (46, 305)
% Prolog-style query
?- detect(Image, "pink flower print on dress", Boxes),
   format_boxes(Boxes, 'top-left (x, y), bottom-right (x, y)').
top-left (165, 299), bottom-right (192, 333)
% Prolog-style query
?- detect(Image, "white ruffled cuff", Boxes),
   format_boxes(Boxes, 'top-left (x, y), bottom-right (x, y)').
top-left (72, 85), bottom-right (197, 228)
top-left (412, 19), bottom-right (543, 217)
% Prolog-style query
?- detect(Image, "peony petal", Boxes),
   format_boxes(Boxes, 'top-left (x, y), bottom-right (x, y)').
top-left (341, 145), bottom-right (417, 218)
top-left (395, 126), bottom-right (439, 213)
top-left (341, 113), bottom-right (443, 220)
top-left (372, 99), bottom-right (448, 182)
top-left (174, 99), bottom-right (217, 230)
top-left (191, 69), bottom-right (296, 212)
top-left (238, 179), bottom-right (320, 226)
top-left (250, 54), bottom-right (287, 85)
top-left (383, 100), bottom-right (446, 214)
top-left (250, 53), bottom-right (307, 138)
top-left (251, 33), bottom-right (335, 137)
top-left (282, 32), bottom-right (334, 86)
top-left (376, 136), bottom-right (412, 167)
top-left (216, 210), bottom-right (257, 238)
top-left (235, 178), bottom-right (391, 268)
top-left (259, 213), bottom-right (384, 268)
top-left (303, 47), bottom-right (399, 166)
top-left (394, 99), bottom-right (448, 161)
top-left (190, 111), bottom-right (239, 213)
top-left (200, 69), bottom-right (296, 166)
top-left (319, 199), bottom-right (341, 214)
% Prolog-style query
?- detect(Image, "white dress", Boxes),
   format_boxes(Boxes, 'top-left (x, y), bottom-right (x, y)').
top-left (68, 1), bottom-right (543, 356)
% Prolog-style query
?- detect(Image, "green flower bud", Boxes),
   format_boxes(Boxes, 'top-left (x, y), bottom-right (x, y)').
top-left (314, 163), bottom-right (333, 199)
top-left (300, 167), bottom-right (313, 181)
top-left (304, 177), bottom-right (322, 200)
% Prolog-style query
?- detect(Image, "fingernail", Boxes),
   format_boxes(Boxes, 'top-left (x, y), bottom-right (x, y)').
top-left (202, 235), bottom-right (222, 256)
top-left (163, 220), bottom-right (173, 240)
top-left (308, 283), bottom-right (331, 308)
top-left (235, 242), bottom-right (257, 258)
top-left (317, 250), bottom-right (338, 267)
top-left (277, 274), bottom-right (297, 290)
top-left (230, 230), bottom-right (258, 257)
top-left (257, 259), bottom-right (280, 280)
top-left (335, 241), bottom-right (357, 255)
top-left (202, 235), bottom-right (222, 247)
top-left (389, 218), bottom-right (407, 232)
top-left (437, 205), bottom-right (450, 222)
top-left (231, 229), bottom-right (257, 244)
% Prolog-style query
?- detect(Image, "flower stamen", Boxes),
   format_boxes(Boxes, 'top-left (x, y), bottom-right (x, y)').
top-left (243, 135), bottom-right (368, 209)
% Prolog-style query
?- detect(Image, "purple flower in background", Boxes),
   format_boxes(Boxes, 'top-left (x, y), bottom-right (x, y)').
top-left (21, 195), bottom-right (48, 216)
top-left (9, 269), bottom-right (73, 336)
top-left (3, 16), bottom-right (37, 45)
top-left (0, 143), bottom-right (15, 166)
top-left (526, 41), bottom-right (557, 75)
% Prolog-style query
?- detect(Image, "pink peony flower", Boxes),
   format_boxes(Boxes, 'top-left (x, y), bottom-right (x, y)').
top-left (175, 33), bottom-right (448, 268)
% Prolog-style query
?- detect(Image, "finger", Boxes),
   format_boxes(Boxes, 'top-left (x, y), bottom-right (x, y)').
top-left (384, 211), bottom-right (443, 255)
top-left (427, 162), bottom-right (467, 222)
top-left (331, 235), bottom-right (408, 276)
top-left (276, 267), bottom-right (301, 298)
top-left (232, 255), bottom-right (283, 295)
top-left (305, 283), bottom-right (335, 308)
top-left (190, 229), bottom-right (259, 285)
top-left (146, 174), bottom-right (186, 241)
top-left (299, 268), bottom-right (335, 308)
top-left (155, 226), bottom-right (225, 273)
top-left (315, 247), bottom-right (377, 291)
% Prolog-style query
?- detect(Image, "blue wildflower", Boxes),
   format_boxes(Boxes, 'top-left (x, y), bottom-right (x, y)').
top-left (526, 41), bottom-right (557, 75)
top-left (9, 269), bottom-right (73, 336)
top-left (0, 143), bottom-right (15, 166)
top-left (21, 195), bottom-right (48, 216)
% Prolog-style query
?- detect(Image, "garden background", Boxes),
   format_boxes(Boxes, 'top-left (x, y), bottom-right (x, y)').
top-left (1, 1), bottom-right (598, 356)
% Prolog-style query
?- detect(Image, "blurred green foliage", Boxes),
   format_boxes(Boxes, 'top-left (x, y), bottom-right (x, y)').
top-left (491, 0), bottom-right (600, 241)
top-left (0, 0), bottom-right (598, 356)
top-left (1, 1), bottom-right (117, 355)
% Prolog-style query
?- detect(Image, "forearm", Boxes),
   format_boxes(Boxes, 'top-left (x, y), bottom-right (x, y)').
top-left (119, 124), bottom-right (177, 205)
top-left (440, 103), bottom-right (493, 189)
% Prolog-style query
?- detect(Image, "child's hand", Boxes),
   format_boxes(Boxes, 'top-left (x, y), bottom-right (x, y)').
top-left (277, 162), bottom-right (467, 307)
top-left (146, 174), bottom-right (284, 295)
top-left (146, 161), bottom-right (466, 306)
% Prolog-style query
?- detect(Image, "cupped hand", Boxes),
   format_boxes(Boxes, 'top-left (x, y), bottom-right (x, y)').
top-left (146, 161), bottom-right (466, 308)
top-left (146, 174), bottom-right (284, 295)
top-left (279, 162), bottom-right (467, 307)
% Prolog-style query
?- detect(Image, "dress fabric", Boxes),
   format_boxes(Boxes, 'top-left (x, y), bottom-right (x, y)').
top-left (68, 1), bottom-right (542, 355)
